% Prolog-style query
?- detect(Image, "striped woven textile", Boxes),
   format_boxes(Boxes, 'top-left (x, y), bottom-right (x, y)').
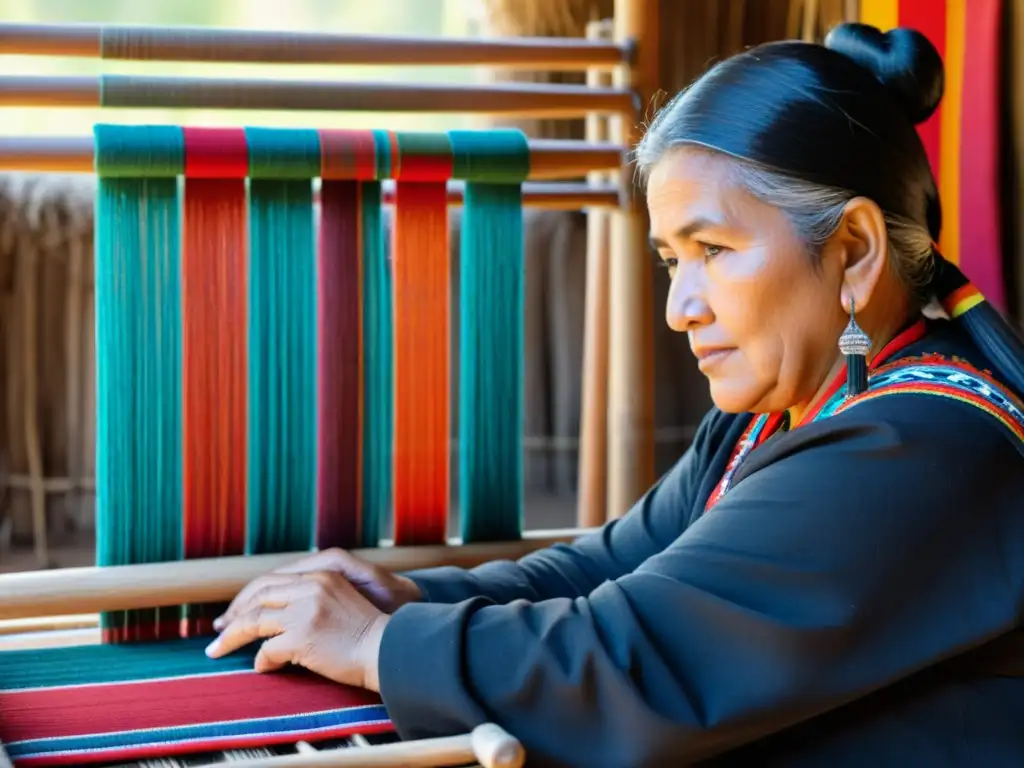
top-left (860, 0), bottom-right (1006, 310)
top-left (0, 638), bottom-right (392, 767)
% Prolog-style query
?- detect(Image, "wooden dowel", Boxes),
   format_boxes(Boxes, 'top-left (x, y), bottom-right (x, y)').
top-left (0, 528), bottom-right (589, 621)
top-left (0, 75), bottom-right (635, 118)
top-left (0, 613), bottom-right (98, 636)
top-left (578, 19), bottom-right (614, 529)
top-left (607, 0), bottom-right (658, 520)
top-left (0, 136), bottom-right (623, 181)
top-left (214, 723), bottom-right (522, 768)
top-left (0, 22), bottom-right (625, 70)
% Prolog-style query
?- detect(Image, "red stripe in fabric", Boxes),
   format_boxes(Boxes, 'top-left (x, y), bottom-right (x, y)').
top-left (958, 0), bottom-right (1005, 309)
top-left (898, 0), bottom-right (945, 178)
top-left (182, 127), bottom-right (249, 178)
top-left (0, 671), bottom-right (384, 741)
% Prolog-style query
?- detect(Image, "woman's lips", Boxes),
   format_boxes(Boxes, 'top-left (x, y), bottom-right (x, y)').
top-left (693, 347), bottom-right (735, 372)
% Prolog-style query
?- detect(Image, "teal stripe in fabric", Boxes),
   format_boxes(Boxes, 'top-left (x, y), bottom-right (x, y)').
top-left (246, 166), bottom-right (318, 554)
top-left (94, 125), bottom-right (185, 638)
top-left (245, 127), bottom-right (321, 179)
top-left (0, 638), bottom-right (250, 690)
top-left (449, 130), bottom-right (530, 542)
top-left (360, 181), bottom-right (391, 547)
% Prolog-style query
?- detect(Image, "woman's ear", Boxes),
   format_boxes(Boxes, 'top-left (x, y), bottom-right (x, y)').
top-left (825, 196), bottom-right (889, 313)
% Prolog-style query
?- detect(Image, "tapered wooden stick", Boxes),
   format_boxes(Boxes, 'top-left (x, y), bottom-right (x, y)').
top-left (0, 21), bottom-right (623, 71)
top-left (219, 724), bottom-right (522, 768)
top-left (0, 75), bottom-right (635, 118)
top-left (0, 529), bottom-right (587, 621)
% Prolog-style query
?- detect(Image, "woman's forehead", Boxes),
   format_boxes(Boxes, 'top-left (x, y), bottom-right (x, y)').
top-left (645, 149), bottom-right (766, 234)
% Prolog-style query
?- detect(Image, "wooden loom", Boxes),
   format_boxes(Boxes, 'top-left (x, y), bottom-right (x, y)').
top-left (0, 3), bottom-right (659, 767)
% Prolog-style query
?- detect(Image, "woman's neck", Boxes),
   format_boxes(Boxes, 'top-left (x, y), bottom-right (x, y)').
top-left (786, 307), bottom-right (923, 427)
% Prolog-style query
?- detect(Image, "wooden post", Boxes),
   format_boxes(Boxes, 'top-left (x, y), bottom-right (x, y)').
top-left (577, 18), bottom-right (614, 528)
top-left (607, 0), bottom-right (658, 518)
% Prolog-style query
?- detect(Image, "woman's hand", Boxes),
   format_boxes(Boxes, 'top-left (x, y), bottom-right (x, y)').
top-left (204, 569), bottom-right (390, 692)
top-left (214, 547), bottom-right (422, 626)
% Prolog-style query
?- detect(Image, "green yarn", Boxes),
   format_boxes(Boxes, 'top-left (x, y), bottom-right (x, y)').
top-left (449, 129), bottom-right (531, 182)
top-left (94, 126), bottom-right (184, 637)
top-left (245, 128), bottom-right (321, 179)
top-left (360, 181), bottom-right (391, 547)
top-left (246, 175), bottom-right (318, 555)
top-left (449, 129), bottom-right (530, 542)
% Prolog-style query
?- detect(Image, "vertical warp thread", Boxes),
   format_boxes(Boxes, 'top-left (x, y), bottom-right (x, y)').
top-left (180, 127), bottom-right (249, 637)
top-left (390, 131), bottom-right (453, 545)
top-left (316, 129), bottom-right (384, 550)
top-left (451, 130), bottom-right (530, 542)
top-left (94, 124), bottom-right (184, 643)
top-left (245, 128), bottom-right (320, 555)
top-left (316, 179), bottom-right (362, 549)
top-left (360, 179), bottom-right (389, 547)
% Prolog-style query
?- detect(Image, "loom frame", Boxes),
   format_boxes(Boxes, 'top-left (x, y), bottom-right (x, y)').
top-left (0, 2), bottom-right (658, 764)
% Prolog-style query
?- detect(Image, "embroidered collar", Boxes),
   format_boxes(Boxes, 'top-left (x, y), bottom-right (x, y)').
top-left (704, 320), bottom-right (1024, 512)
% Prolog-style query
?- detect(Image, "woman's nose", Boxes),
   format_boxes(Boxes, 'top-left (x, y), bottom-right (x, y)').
top-left (666, 274), bottom-right (712, 333)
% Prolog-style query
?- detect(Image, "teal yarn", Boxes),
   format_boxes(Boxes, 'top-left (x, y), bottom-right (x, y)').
top-left (371, 130), bottom-right (393, 180)
top-left (450, 129), bottom-right (531, 181)
top-left (360, 181), bottom-right (391, 547)
top-left (449, 130), bottom-right (530, 542)
top-left (94, 124), bottom-right (184, 177)
top-left (94, 125), bottom-right (184, 638)
top-left (245, 131), bottom-right (319, 554)
top-left (245, 127), bottom-right (321, 179)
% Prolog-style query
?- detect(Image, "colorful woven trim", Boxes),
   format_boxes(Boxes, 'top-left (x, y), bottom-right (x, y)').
top-left (705, 353), bottom-right (1024, 512)
top-left (818, 354), bottom-right (1024, 443)
top-left (705, 413), bottom-right (772, 511)
top-left (941, 282), bottom-right (985, 319)
top-left (0, 638), bottom-right (392, 767)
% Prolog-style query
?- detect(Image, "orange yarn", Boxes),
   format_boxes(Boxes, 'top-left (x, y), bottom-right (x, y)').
top-left (391, 181), bottom-right (450, 545)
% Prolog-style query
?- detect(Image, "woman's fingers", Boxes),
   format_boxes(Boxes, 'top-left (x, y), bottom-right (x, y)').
top-left (253, 632), bottom-right (301, 674)
top-left (206, 606), bottom-right (287, 659)
top-left (213, 574), bottom-right (294, 630)
top-left (213, 573), bottom-right (321, 631)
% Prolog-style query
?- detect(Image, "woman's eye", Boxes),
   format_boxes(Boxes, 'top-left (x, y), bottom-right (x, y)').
top-left (658, 257), bottom-right (678, 271)
top-left (703, 244), bottom-right (723, 260)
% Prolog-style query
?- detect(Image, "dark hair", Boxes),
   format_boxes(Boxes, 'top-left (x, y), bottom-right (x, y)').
top-left (635, 22), bottom-right (1024, 400)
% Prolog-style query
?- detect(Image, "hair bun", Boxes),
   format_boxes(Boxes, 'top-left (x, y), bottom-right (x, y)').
top-left (824, 22), bottom-right (944, 125)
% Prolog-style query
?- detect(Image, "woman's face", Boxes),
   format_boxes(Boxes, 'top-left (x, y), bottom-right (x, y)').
top-left (646, 147), bottom-right (849, 415)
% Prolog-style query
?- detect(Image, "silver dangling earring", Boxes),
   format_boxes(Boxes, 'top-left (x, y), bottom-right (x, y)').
top-left (839, 298), bottom-right (871, 396)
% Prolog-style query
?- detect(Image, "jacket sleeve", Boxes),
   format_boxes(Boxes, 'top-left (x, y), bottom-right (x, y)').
top-left (399, 412), bottom-right (720, 605)
top-left (376, 397), bottom-right (1024, 766)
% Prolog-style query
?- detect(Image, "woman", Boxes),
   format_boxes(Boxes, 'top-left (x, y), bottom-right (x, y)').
top-left (206, 23), bottom-right (1024, 766)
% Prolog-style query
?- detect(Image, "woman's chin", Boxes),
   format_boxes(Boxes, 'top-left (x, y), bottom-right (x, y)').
top-left (707, 379), bottom-right (767, 415)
